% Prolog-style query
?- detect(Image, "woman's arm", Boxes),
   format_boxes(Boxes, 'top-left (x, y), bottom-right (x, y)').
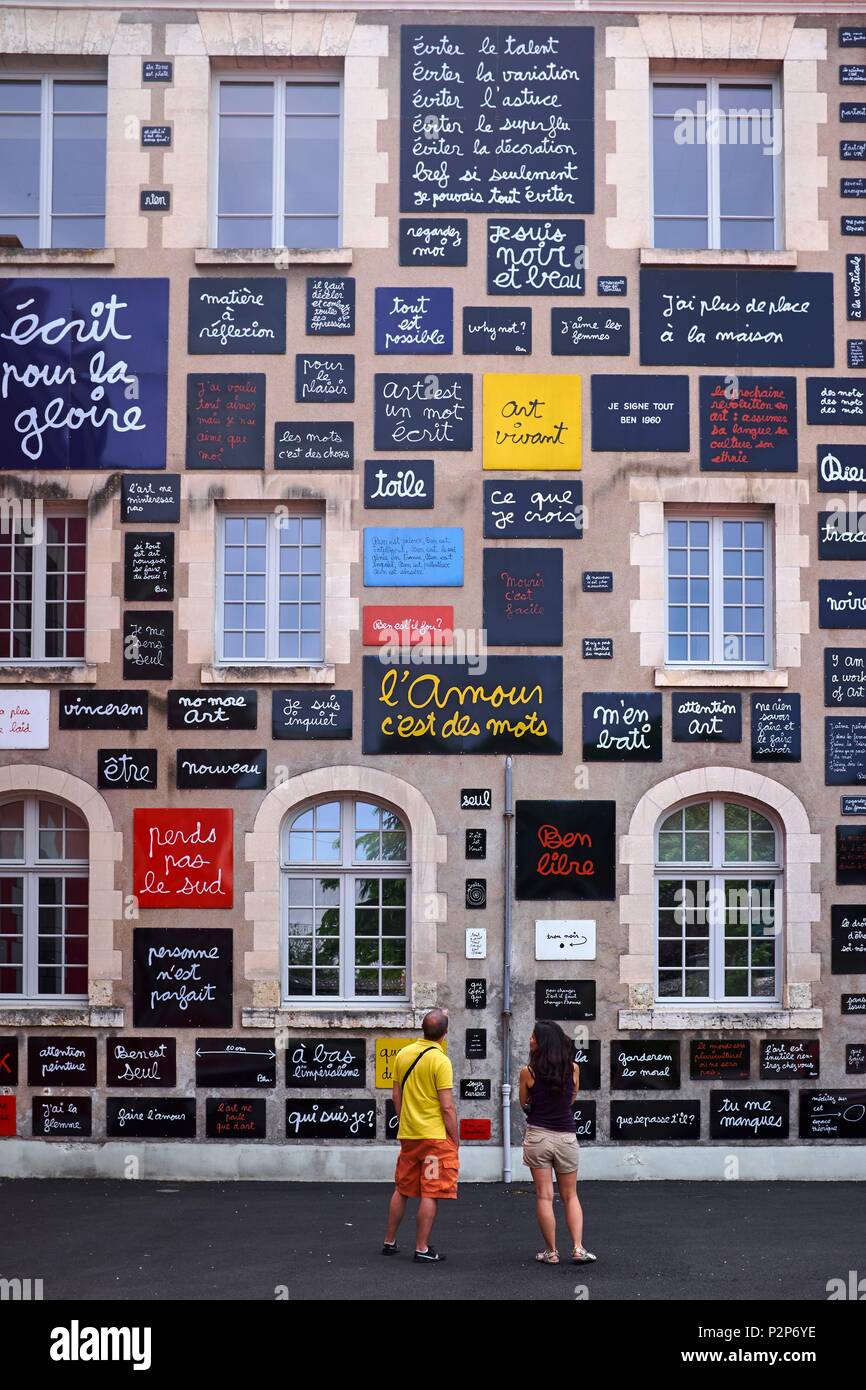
top-left (573, 1062), bottom-right (580, 1095)
top-left (518, 1065), bottom-right (534, 1108)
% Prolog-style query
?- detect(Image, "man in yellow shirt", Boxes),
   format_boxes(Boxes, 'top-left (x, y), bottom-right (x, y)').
top-left (381, 1008), bottom-right (459, 1263)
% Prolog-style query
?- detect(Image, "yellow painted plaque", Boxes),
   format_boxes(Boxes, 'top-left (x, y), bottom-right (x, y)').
top-left (375, 1035), bottom-right (448, 1088)
top-left (483, 372), bottom-right (582, 471)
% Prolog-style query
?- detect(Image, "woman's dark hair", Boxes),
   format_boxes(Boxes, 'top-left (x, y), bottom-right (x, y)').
top-left (530, 1020), bottom-right (574, 1094)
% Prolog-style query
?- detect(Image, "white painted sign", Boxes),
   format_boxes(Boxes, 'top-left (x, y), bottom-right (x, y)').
top-left (0, 689), bottom-right (49, 748)
top-left (535, 919), bottom-right (596, 961)
top-left (466, 926), bottom-right (487, 960)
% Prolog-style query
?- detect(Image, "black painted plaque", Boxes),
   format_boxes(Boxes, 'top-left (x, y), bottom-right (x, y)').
top-left (832, 906), bottom-right (866, 973)
top-left (141, 125), bottom-right (171, 147)
top-left (672, 693), bottom-right (742, 743)
top-left (689, 1040), bottom-right (751, 1081)
top-left (826, 716), bottom-right (866, 784)
top-left (516, 800), bottom-right (616, 902)
top-left (698, 375), bottom-right (797, 472)
top-left (460, 1078), bottom-right (491, 1100)
top-left (188, 278), bottom-right (286, 354)
top-left (123, 612), bottom-right (173, 681)
top-left (466, 978), bottom-right (487, 1010)
top-left (295, 354), bottom-right (354, 403)
top-left (133, 929), bottom-right (233, 1029)
top-left (808, 379), bottom-right (866, 426)
top-left (534, 980), bottom-right (595, 1022)
top-left (843, 993), bottom-right (866, 1012)
top-left (167, 689), bottom-right (257, 731)
top-left (465, 1029), bottom-right (487, 1060)
top-left (572, 1099), bottom-right (597, 1141)
top-left (759, 1040), bottom-right (819, 1080)
top-left (552, 307), bottom-right (629, 356)
top-left (186, 373), bottom-right (265, 469)
top-left (463, 306), bottom-right (531, 355)
top-left (750, 694), bottom-right (801, 762)
top-left (819, 580), bottom-right (866, 628)
top-left (841, 796), bottom-right (866, 815)
top-left (194, 1038), bottom-right (276, 1088)
top-left (285, 1099), bottom-right (375, 1139)
top-left (27, 1037), bottom-right (96, 1086)
top-left (399, 218), bottom-right (468, 266)
top-left (364, 458), bottom-right (433, 509)
top-left (305, 277), bottom-right (355, 335)
top-left (0, 1036), bottom-right (18, 1085)
top-left (483, 480), bottom-right (582, 539)
top-left (98, 749), bottom-right (158, 790)
top-left (124, 533), bottom-right (174, 601)
top-left (465, 829), bottom-right (487, 860)
top-left (598, 276), bottom-right (627, 296)
top-left (847, 1045), bottom-right (866, 1074)
top-left (582, 638), bottom-right (613, 660)
top-left (817, 444), bottom-right (866, 490)
top-left (838, 825), bottom-right (866, 885)
top-left (610, 1100), bottom-right (700, 1142)
top-left (610, 1041), bottom-right (680, 1091)
top-left (461, 789), bottom-right (491, 811)
top-left (120, 474), bottom-right (179, 523)
top-left (32, 1098), bottom-right (91, 1137)
top-left (206, 1098), bottom-right (266, 1139)
top-left (583, 692), bottom-right (662, 762)
top-left (374, 373), bottom-right (473, 452)
top-left (142, 61), bottom-right (172, 82)
top-left (140, 190), bottom-right (170, 212)
top-left (176, 749), bottom-right (266, 791)
top-left (483, 547), bottom-right (563, 646)
top-left (591, 374), bottom-right (690, 452)
top-left (274, 421), bottom-right (353, 471)
top-left (799, 1091), bottom-right (866, 1139)
top-left (709, 1090), bottom-right (789, 1139)
top-left (286, 1039), bottom-right (366, 1088)
top-left (59, 689), bottom-right (148, 731)
top-left (106, 1037), bottom-right (177, 1088)
top-left (583, 571), bottom-right (612, 593)
top-left (106, 1098), bottom-right (196, 1139)
top-left (272, 689), bottom-right (352, 740)
top-left (487, 219), bottom-right (585, 295)
top-left (573, 1041), bottom-right (601, 1090)
top-left (826, 650), bottom-right (866, 708)
top-left (465, 879), bottom-right (487, 910)
top-left (818, 512), bottom-right (866, 560)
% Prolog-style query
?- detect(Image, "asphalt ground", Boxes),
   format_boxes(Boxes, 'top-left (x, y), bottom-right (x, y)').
top-left (1, 1178), bottom-right (862, 1302)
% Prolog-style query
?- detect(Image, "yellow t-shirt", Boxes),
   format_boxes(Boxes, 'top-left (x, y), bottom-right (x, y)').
top-left (395, 1039), bottom-right (453, 1140)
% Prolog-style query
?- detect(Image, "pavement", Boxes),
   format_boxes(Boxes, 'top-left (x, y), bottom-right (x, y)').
top-left (0, 1178), bottom-right (862, 1301)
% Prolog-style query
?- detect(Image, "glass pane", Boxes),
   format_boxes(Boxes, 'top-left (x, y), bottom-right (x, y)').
top-left (283, 215), bottom-right (340, 250)
top-left (220, 83), bottom-right (274, 116)
top-left (218, 114), bottom-right (274, 215)
top-left (286, 83), bottom-right (340, 116)
top-left (285, 115), bottom-right (340, 213)
top-left (654, 217), bottom-right (709, 250)
top-left (653, 118), bottom-right (707, 215)
top-left (0, 110), bottom-right (40, 216)
top-left (52, 112), bottom-right (106, 215)
top-left (683, 803), bottom-right (709, 830)
top-left (725, 803), bottom-right (749, 829)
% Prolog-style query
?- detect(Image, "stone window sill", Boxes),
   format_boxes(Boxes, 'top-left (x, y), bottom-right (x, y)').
top-left (195, 248), bottom-right (353, 268)
top-left (243, 1006), bottom-right (416, 1031)
top-left (0, 665), bottom-right (97, 685)
top-left (0, 1004), bottom-right (123, 1027)
top-left (0, 249), bottom-right (116, 267)
top-left (618, 1008), bottom-right (822, 1031)
top-left (640, 248), bottom-right (797, 269)
top-left (654, 668), bottom-right (788, 689)
top-left (201, 665), bottom-right (336, 686)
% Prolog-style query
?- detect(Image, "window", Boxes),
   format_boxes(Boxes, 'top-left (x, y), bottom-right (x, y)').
top-left (0, 514), bottom-right (86, 664)
top-left (655, 798), bottom-right (781, 1005)
top-left (214, 78), bottom-right (341, 249)
top-left (282, 798), bottom-right (409, 1004)
top-left (0, 77), bottom-right (107, 249)
top-left (665, 515), bottom-right (771, 668)
top-left (652, 78), bottom-right (779, 251)
top-left (218, 513), bottom-right (323, 665)
top-left (0, 797), bottom-right (89, 1000)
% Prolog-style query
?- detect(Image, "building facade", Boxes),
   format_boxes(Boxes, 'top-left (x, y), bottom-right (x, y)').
top-left (0, 1), bottom-right (863, 1180)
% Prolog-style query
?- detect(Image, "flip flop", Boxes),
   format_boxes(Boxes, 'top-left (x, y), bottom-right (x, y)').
top-left (535, 1250), bottom-right (560, 1264)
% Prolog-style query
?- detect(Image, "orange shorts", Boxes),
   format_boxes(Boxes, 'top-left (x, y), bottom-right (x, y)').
top-left (395, 1138), bottom-right (459, 1200)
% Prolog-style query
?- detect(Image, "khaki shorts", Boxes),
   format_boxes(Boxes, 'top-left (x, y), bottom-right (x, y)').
top-left (523, 1125), bottom-right (580, 1177)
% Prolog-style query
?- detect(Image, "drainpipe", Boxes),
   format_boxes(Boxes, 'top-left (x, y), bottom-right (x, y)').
top-left (501, 756), bottom-right (514, 1184)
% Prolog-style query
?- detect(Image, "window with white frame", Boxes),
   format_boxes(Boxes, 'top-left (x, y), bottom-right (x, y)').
top-left (0, 514), bottom-right (86, 664)
top-left (282, 798), bottom-right (409, 1004)
top-left (214, 77), bottom-right (341, 249)
top-left (0, 797), bottom-right (89, 1000)
top-left (655, 798), bottom-right (781, 1005)
top-left (0, 77), bottom-right (107, 249)
top-left (652, 78), bottom-right (780, 251)
top-left (218, 512), bottom-right (323, 665)
top-left (665, 514), bottom-right (771, 668)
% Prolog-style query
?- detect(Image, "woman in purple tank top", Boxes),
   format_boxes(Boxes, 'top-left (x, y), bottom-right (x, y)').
top-left (519, 1020), bottom-right (597, 1267)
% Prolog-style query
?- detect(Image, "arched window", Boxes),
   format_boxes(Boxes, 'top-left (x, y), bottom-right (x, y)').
top-left (655, 798), bottom-right (781, 1005)
top-left (281, 797), bottom-right (409, 1004)
top-left (0, 797), bottom-right (89, 1000)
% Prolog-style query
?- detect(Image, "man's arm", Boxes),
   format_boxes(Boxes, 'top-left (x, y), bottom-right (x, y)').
top-left (438, 1088), bottom-right (459, 1148)
top-left (392, 1079), bottom-right (402, 1120)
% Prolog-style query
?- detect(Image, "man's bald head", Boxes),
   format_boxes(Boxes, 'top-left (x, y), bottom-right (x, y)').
top-left (422, 1008), bottom-right (449, 1041)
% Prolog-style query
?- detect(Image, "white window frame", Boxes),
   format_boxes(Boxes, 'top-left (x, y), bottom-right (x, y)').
top-left (215, 509), bottom-right (325, 668)
top-left (209, 72), bottom-right (344, 250)
top-left (280, 796), bottom-right (411, 1008)
top-left (0, 509), bottom-right (87, 667)
top-left (654, 797), bottom-right (783, 1008)
top-left (650, 73), bottom-right (782, 252)
top-left (0, 72), bottom-right (107, 249)
top-left (664, 509), bottom-right (774, 671)
top-left (0, 795), bottom-right (89, 1003)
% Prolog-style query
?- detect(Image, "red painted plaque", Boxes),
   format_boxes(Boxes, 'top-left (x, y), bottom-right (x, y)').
top-left (133, 808), bottom-right (233, 909)
top-left (459, 1117), bottom-right (491, 1141)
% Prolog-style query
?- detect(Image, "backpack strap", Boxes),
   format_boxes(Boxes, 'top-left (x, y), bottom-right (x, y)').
top-left (398, 1046), bottom-right (436, 1092)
